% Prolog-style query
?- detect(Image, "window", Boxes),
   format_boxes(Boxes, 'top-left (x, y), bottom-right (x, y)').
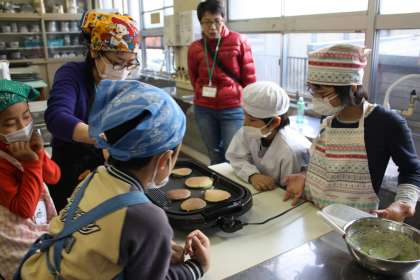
top-left (139, 0), bottom-right (174, 72)
top-left (245, 34), bottom-right (282, 84)
top-left (373, 29), bottom-right (420, 109)
top-left (373, 29), bottom-right (420, 153)
top-left (145, 37), bottom-right (165, 72)
top-left (143, 0), bottom-right (173, 11)
top-left (283, 33), bottom-right (365, 96)
top-left (229, 0), bottom-right (367, 20)
top-left (229, 0), bottom-right (282, 20)
top-left (380, 0), bottom-right (420, 15)
top-left (284, 0), bottom-right (368, 16)
top-left (142, 0), bottom-right (174, 29)
top-left (96, 0), bottom-right (140, 26)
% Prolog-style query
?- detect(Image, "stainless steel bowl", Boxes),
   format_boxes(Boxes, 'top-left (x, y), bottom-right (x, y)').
top-left (344, 217), bottom-right (420, 276)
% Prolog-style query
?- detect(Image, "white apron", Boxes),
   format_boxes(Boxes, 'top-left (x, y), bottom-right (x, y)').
top-left (305, 101), bottom-right (379, 212)
top-left (0, 150), bottom-right (57, 280)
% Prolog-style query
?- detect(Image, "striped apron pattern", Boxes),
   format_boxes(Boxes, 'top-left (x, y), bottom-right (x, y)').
top-left (305, 101), bottom-right (379, 212)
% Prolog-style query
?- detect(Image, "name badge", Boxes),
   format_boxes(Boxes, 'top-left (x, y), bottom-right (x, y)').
top-left (202, 86), bottom-right (217, 98)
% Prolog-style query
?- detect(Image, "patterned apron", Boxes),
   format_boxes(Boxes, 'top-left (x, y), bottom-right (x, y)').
top-left (305, 101), bottom-right (379, 212)
top-left (0, 151), bottom-right (57, 280)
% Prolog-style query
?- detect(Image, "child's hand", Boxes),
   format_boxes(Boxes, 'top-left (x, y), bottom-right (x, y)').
top-left (283, 172), bottom-right (306, 206)
top-left (249, 174), bottom-right (276, 191)
top-left (184, 230), bottom-right (210, 273)
top-left (170, 240), bottom-right (185, 265)
top-left (30, 130), bottom-right (44, 152)
top-left (8, 141), bottom-right (39, 161)
top-left (373, 201), bottom-right (415, 222)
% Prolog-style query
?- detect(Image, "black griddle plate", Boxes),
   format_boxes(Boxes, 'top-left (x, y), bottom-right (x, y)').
top-left (146, 159), bottom-right (253, 231)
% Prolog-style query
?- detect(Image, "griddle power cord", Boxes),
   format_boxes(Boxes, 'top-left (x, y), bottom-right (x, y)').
top-left (218, 201), bottom-right (307, 233)
top-left (243, 200), bottom-right (307, 226)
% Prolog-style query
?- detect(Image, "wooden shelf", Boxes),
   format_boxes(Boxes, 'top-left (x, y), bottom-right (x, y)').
top-left (43, 13), bottom-right (83, 21)
top-left (8, 58), bottom-right (46, 64)
top-left (48, 45), bottom-right (85, 49)
top-left (0, 1), bottom-right (93, 91)
top-left (3, 47), bottom-right (43, 51)
top-left (0, 32), bottom-right (41, 36)
top-left (46, 31), bottom-right (80, 34)
top-left (47, 57), bottom-right (84, 63)
top-left (0, 13), bottom-right (41, 20)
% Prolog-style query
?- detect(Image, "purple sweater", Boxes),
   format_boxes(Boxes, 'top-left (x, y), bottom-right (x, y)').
top-left (45, 61), bottom-right (95, 148)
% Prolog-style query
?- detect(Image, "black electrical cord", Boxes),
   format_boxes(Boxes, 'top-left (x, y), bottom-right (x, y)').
top-left (243, 200), bottom-right (307, 226)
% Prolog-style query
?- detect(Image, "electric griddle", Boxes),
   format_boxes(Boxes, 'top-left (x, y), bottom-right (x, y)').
top-left (146, 159), bottom-right (253, 232)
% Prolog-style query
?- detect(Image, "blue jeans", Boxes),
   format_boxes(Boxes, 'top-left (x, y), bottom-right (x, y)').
top-left (194, 105), bottom-right (244, 164)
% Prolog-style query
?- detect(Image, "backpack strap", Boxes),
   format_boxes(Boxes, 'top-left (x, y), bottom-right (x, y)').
top-left (14, 171), bottom-right (150, 280)
top-left (51, 191), bottom-right (150, 275)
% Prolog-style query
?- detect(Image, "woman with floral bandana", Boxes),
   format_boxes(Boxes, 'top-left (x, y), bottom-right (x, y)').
top-left (45, 10), bottom-right (141, 211)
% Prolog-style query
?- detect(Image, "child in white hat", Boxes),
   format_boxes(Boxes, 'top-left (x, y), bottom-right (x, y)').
top-left (226, 81), bottom-right (311, 191)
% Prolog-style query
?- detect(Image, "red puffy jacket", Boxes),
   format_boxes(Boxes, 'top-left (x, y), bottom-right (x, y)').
top-left (188, 26), bottom-right (256, 110)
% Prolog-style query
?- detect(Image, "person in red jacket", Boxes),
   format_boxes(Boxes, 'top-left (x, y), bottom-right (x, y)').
top-left (0, 80), bottom-right (60, 280)
top-left (188, 0), bottom-right (256, 164)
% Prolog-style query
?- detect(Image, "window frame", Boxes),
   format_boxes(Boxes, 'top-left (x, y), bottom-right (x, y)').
top-left (138, 0), bottom-right (173, 72)
top-left (226, 0), bottom-right (420, 102)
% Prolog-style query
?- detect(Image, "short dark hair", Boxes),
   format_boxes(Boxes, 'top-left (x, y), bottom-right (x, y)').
top-left (262, 113), bottom-right (290, 130)
top-left (108, 155), bottom-right (154, 170)
top-left (104, 111), bottom-right (153, 170)
top-left (108, 145), bottom-right (177, 171)
top-left (197, 0), bottom-right (225, 21)
top-left (334, 85), bottom-right (368, 106)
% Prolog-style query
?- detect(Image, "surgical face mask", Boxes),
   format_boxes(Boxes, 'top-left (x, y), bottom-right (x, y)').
top-left (95, 56), bottom-right (129, 80)
top-left (0, 120), bottom-right (33, 144)
top-left (243, 119), bottom-right (273, 139)
top-left (312, 94), bottom-right (344, 116)
top-left (147, 155), bottom-right (172, 189)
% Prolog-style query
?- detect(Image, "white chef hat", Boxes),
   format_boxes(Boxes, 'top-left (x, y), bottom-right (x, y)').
top-left (242, 81), bottom-right (290, 119)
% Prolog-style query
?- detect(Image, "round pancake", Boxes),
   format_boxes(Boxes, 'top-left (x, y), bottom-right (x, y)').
top-left (185, 176), bottom-right (213, 189)
top-left (204, 189), bottom-right (231, 202)
top-left (180, 198), bottom-right (207, 211)
top-left (171, 168), bottom-right (193, 177)
top-left (166, 189), bottom-right (191, 201)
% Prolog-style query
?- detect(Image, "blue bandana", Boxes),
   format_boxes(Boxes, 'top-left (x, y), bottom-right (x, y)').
top-left (89, 80), bottom-right (186, 161)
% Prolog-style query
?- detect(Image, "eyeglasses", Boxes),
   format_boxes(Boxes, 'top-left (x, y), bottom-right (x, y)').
top-left (101, 54), bottom-right (140, 71)
top-left (201, 19), bottom-right (224, 27)
top-left (307, 84), bottom-right (320, 96)
top-left (307, 84), bottom-right (335, 97)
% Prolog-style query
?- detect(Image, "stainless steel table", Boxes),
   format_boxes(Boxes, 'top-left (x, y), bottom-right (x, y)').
top-left (226, 231), bottom-right (419, 280)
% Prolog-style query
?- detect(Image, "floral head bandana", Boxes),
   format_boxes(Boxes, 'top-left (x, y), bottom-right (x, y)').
top-left (81, 10), bottom-right (140, 53)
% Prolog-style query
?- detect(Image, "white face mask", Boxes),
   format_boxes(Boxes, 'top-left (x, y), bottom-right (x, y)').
top-left (312, 94), bottom-right (344, 116)
top-left (147, 154), bottom-right (172, 189)
top-left (243, 119), bottom-right (273, 139)
top-left (0, 121), bottom-right (33, 144)
top-left (95, 56), bottom-right (130, 80)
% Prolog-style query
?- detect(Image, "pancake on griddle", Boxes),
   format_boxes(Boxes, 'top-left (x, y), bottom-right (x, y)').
top-left (166, 189), bottom-right (191, 201)
top-left (185, 176), bottom-right (213, 189)
top-left (171, 168), bottom-right (193, 177)
top-left (204, 189), bottom-right (231, 202)
top-left (180, 198), bottom-right (207, 211)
